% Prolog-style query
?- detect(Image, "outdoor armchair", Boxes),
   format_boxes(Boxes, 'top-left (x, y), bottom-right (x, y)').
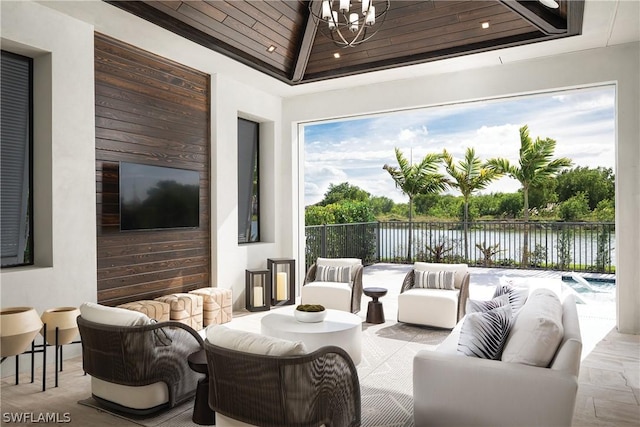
top-left (302, 257), bottom-right (364, 313)
top-left (204, 340), bottom-right (361, 427)
top-left (397, 262), bottom-right (470, 329)
top-left (77, 312), bottom-right (204, 415)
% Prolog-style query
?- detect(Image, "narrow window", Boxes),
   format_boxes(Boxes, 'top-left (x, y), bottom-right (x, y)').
top-left (1, 51), bottom-right (33, 267)
top-left (238, 118), bottom-right (260, 243)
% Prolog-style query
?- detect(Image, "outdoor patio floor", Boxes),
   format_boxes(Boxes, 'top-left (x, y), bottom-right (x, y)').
top-left (0, 264), bottom-right (637, 426)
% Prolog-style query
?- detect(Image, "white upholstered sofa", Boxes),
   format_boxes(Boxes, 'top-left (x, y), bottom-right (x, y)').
top-left (413, 289), bottom-right (582, 427)
top-left (301, 257), bottom-right (363, 313)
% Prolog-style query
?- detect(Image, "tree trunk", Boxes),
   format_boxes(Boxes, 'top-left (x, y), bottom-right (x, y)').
top-left (522, 187), bottom-right (530, 267)
top-left (463, 200), bottom-right (469, 262)
top-left (407, 196), bottom-right (413, 263)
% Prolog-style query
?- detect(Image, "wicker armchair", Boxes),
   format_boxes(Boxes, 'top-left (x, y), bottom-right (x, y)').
top-left (204, 341), bottom-right (361, 427)
top-left (302, 258), bottom-right (364, 313)
top-left (77, 316), bottom-right (204, 415)
top-left (398, 263), bottom-right (470, 329)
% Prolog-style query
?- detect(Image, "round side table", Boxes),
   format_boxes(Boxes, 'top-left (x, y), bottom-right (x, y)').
top-left (363, 287), bottom-right (387, 324)
top-left (187, 349), bottom-right (215, 426)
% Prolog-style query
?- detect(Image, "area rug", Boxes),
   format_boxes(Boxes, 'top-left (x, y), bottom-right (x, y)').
top-left (78, 321), bottom-right (449, 427)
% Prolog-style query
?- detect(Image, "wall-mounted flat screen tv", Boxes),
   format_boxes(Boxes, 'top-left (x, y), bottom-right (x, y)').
top-left (120, 162), bottom-right (200, 231)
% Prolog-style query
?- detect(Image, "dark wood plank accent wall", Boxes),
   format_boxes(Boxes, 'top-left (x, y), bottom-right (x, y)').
top-left (95, 33), bottom-right (211, 306)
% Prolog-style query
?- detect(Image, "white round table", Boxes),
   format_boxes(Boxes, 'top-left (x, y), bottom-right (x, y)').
top-left (260, 308), bottom-right (362, 364)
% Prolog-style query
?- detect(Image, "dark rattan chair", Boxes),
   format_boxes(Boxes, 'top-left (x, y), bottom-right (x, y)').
top-left (204, 341), bottom-right (361, 427)
top-left (303, 259), bottom-right (364, 313)
top-left (77, 316), bottom-right (204, 415)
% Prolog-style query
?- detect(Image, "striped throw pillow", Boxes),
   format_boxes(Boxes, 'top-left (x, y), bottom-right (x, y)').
top-left (316, 265), bottom-right (351, 283)
top-left (414, 270), bottom-right (455, 290)
top-left (466, 294), bottom-right (510, 314)
top-left (493, 284), bottom-right (528, 313)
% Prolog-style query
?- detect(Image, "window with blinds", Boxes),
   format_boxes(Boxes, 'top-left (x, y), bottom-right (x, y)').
top-left (238, 118), bottom-right (260, 244)
top-left (1, 51), bottom-right (33, 267)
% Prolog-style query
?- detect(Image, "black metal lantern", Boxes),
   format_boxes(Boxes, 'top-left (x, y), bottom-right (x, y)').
top-left (245, 269), bottom-right (271, 312)
top-left (267, 258), bottom-right (295, 306)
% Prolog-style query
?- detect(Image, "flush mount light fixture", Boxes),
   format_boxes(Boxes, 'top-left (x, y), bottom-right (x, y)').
top-left (266, 45), bottom-right (276, 53)
top-left (538, 0), bottom-right (559, 9)
top-left (309, 0), bottom-right (391, 48)
top-left (333, 52), bottom-right (341, 58)
top-left (481, 21), bottom-right (490, 29)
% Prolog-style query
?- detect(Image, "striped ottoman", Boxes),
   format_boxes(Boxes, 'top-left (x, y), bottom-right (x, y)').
top-left (117, 300), bottom-right (170, 322)
top-left (154, 293), bottom-right (204, 330)
top-left (189, 288), bottom-right (232, 326)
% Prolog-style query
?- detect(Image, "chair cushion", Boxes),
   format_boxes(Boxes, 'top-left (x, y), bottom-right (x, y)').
top-left (457, 304), bottom-right (514, 360)
top-left (501, 288), bottom-right (564, 367)
top-left (397, 288), bottom-right (459, 329)
top-left (206, 325), bottom-right (307, 356)
top-left (301, 282), bottom-right (352, 312)
top-left (79, 302), bottom-right (151, 327)
top-left (414, 270), bottom-right (455, 290)
top-left (316, 258), bottom-right (361, 281)
top-left (91, 377), bottom-right (168, 410)
top-left (413, 262), bottom-right (468, 289)
top-left (316, 265), bottom-right (351, 283)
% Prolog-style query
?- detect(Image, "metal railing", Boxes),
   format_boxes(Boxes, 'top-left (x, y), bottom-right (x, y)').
top-left (305, 221), bottom-right (615, 273)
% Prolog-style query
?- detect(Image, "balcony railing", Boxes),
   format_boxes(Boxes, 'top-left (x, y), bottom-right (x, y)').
top-left (305, 221), bottom-right (615, 274)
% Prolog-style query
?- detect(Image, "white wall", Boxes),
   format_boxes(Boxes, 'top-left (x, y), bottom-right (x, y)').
top-left (0, 1), bottom-right (97, 374)
top-left (0, 0), bottom-right (291, 377)
top-left (284, 42), bottom-right (640, 334)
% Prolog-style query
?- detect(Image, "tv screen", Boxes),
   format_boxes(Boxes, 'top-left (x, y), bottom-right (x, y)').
top-left (120, 162), bottom-right (200, 231)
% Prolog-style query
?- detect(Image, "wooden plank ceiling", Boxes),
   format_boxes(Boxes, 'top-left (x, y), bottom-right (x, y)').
top-left (106, 0), bottom-right (584, 85)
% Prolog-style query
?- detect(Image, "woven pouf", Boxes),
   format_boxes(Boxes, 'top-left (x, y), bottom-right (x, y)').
top-left (154, 293), bottom-right (204, 330)
top-left (189, 288), bottom-right (233, 326)
top-left (117, 300), bottom-right (170, 322)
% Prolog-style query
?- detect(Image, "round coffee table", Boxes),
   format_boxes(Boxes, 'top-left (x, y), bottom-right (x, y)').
top-left (187, 349), bottom-right (215, 425)
top-left (260, 308), bottom-right (362, 364)
top-left (364, 287), bottom-right (388, 324)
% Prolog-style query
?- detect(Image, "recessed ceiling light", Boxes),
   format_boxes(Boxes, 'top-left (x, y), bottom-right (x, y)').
top-left (538, 0), bottom-right (559, 9)
top-left (481, 22), bottom-right (490, 29)
top-left (267, 45), bottom-right (276, 53)
top-left (333, 52), bottom-right (341, 59)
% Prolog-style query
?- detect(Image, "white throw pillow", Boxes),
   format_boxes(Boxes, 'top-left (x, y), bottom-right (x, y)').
top-left (206, 325), bottom-right (307, 356)
top-left (457, 304), bottom-right (513, 360)
top-left (79, 302), bottom-right (151, 326)
top-left (501, 288), bottom-right (564, 367)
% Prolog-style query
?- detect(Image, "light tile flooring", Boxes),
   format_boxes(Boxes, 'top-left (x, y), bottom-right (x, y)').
top-left (1, 264), bottom-right (638, 426)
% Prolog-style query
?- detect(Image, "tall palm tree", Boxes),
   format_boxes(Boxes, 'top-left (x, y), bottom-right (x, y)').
top-left (383, 147), bottom-right (446, 262)
top-left (443, 147), bottom-right (502, 262)
top-left (487, 125), bottom-right (572, 267)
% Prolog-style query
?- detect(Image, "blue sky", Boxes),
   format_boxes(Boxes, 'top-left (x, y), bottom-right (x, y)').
top-left (303, 85), bottom-right (615, 205)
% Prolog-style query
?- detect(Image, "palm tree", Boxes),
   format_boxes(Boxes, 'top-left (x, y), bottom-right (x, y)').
top-left (487, 125), bottom-right (572, 267)
top-left (383, 147), bottom-right (446, 262)
top-left (443, 148), bottom-right (502, 262)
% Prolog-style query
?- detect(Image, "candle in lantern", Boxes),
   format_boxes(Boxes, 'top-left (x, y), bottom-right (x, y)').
top-left (253, 286), bottom-right (263, 307)
top-left (276, 272), bottom-right (287, 301)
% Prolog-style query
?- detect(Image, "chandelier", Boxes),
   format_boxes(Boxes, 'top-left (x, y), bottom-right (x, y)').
top-left (309, 0), bottom-right (391, 48)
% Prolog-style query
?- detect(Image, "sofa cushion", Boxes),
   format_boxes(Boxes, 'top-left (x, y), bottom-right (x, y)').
top-left (457, 304), bottom-right (513, 360)
top-left (414, 270), bottom-right (455, 290)
top-left (466, 294), bottom-right (510, 314)
top-left (316, 265), bottom-right (351, 283)
top-left (206, 325), bottom-right (307, 356)
top-left (492, 284), bottom-right (528, 313)
top-left (501, 288), bottom-right (564, 367)
top-left (80, 302), bottom-right (151, 327)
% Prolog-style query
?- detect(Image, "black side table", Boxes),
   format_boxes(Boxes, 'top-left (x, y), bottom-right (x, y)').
top-left (364, 287), bottom-right (387, 324)
top-left (187, 349), bottom-right (215, 426)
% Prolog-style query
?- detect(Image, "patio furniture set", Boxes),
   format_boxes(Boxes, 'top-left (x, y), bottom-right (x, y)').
top-left (3, 258), bottom-right (582, 426)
